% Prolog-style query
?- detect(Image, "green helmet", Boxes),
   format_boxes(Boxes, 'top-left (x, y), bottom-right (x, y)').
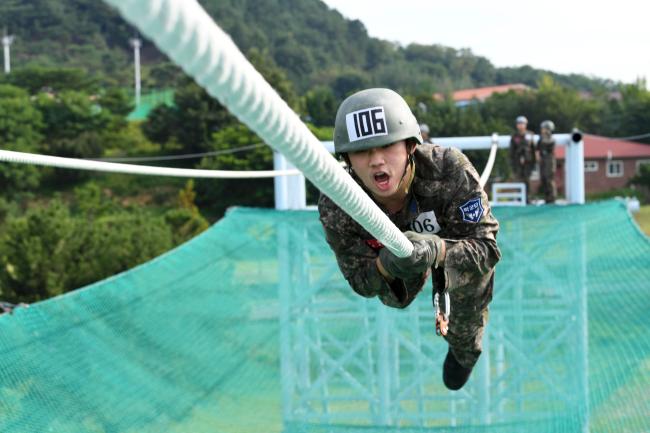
top-left (334, 88), bottom-right (423, 153)
top-left (540, 120), bottom-right (555, 132)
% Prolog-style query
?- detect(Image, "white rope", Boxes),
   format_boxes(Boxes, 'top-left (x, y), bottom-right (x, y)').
top-left (101, 0), bottom-right (413, 257)
top-left (0, 150), bottom-right (300, 179)
top-left (479, 134), bottom-right (500, 188)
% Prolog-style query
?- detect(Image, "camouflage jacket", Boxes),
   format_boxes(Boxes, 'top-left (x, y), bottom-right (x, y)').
top-left (509, 131), bottom-right (536, 166)
top-left (537, 137), bottom-right (556, 157)
top-left (318, 144), bottom-right (500, 309)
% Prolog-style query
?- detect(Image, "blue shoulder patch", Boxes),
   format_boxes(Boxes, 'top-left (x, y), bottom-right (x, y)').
top-left (459, 197), bottom-right (484, 223)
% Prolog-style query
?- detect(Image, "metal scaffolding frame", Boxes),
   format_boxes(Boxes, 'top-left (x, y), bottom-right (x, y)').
top-left (277, 215), bottom-right (589, 430)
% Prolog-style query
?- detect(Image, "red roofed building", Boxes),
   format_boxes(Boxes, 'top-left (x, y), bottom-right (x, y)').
top-left (531, 135), bottom-right (650, 195)
top-left (434, 84), bottom-right (531, 107)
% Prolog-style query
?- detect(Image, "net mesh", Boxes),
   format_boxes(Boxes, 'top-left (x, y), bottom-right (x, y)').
top-left (0, 200), bottom-right (648, 433)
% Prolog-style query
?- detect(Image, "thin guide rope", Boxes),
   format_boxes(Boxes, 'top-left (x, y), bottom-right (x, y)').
top-left (0, 149), bottom-right (300, 179)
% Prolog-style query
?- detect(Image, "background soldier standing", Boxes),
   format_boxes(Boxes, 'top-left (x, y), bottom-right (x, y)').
top-left (509, 116), bottom-right (536, 202)
top-left (318, 88), bottom-right (500, 391)
top-left (537, 120), bottom-right (557, 203)
top-left (419, 123), bottom-right (432, 144)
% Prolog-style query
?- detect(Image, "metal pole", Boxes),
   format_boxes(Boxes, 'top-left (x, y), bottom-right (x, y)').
top-left (431, 133), bottom-right (576, 150)
top-left (2, 30), bottom-right (14, 74)
top-left (376, 304), bottom-right (392, 425)
top-left (288, 167), bottom-right (306, 209)
top-left (495, 315), bottom-right (505, 420)
top-left (478, 335), bottom-right (491, 424)
top-left (278, 223), bottom-right (295, 424)
top-left (574, 139), bottom-right (586, 204)
top-left (565, 139), bottom-right (573, 203)
top-left (274, 151), bottom-right (306, 210)
top-left (274, 152), bottom-right (289, 210)
top-left (578, 222), bottom-right (590, 432)
top-left (129, 37), bottom-right (142, 106)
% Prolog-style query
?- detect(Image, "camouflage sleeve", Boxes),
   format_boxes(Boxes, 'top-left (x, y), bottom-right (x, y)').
top-left (317, 194), bottom-right (425, 309)
top-left (440, 148), bottom-right (501, 295)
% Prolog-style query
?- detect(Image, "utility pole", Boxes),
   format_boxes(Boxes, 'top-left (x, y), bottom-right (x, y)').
top-left (129, 36), bottom-right (142, 106)
top-left (2, 28), bottom-right (14, 74)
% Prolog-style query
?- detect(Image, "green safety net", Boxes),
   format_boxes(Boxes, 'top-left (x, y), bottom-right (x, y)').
top-left (0, 200), bottom-right (648, 433)
top-left (126, 90), bottom-right (175, 121)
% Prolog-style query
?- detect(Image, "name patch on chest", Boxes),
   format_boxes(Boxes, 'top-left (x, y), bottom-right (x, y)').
top-left (345, 106), bottom-right (388, 142)
top-left (459, 198), bottom-right (484, 223)
top-left (410, 210), bottom-right (441, 234)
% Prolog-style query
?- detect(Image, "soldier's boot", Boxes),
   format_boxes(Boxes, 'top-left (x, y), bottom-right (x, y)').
top-left (442, 349), bottom-right (473, 390)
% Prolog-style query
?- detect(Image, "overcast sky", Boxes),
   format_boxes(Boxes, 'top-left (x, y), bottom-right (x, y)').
top-left (321, 0), bottom-right (649, 86)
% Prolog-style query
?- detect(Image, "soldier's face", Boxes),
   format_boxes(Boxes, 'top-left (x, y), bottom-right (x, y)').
top-left (348, 141), bottom-right (410, 198)
top-left (516, 122), bottom-right (527, 133)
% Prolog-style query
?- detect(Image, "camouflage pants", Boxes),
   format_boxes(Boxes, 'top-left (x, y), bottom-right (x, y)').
top-left (539, 155), bottom-right (556, 203)
top-left (434, 268), bottom-right (491, 369)
top-left (444, 295), bottom-right (488, 369)
top-left (512, 163), bottom-right (533, 202)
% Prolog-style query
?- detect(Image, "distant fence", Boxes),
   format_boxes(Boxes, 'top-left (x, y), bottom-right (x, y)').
top-left (127, 89), bottom-right (175, 121)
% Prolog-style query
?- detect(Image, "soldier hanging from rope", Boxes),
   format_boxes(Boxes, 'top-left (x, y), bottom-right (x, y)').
top-left (318, 89), bottom-right (501, 390)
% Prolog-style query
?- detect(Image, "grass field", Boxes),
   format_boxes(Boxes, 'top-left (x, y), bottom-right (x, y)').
top-left (634, 205), bottom-right (650, 235)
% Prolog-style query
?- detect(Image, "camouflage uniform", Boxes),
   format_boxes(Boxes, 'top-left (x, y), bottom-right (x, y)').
top-left (537, 136), bottom-right (557, 203)
top-left (509, 131), bottom-right (536, 202)
top-left (318, 144), bottom-right (501, 369)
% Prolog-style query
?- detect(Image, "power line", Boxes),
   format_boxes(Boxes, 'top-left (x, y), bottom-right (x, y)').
top-left (90, 143), bottom-right (266, 162)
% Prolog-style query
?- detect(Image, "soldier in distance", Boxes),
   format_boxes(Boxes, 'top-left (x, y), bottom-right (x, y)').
top-left (318, 88), bottom-right (501, 390)
top-left (537, 120), bottom-right (557, 203)
top-left (509, 116), bottom-right (536, 203)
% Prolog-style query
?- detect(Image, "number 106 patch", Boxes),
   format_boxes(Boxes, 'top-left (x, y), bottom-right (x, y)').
top-left (345, 106), bottom-right (388, 142)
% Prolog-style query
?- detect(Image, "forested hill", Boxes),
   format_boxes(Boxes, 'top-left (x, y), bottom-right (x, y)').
top-left (0, 0), bottom-right (618, 94)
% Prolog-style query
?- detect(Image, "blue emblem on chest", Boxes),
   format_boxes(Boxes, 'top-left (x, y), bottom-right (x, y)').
top-left (459, 198), bottom-right (484, 223)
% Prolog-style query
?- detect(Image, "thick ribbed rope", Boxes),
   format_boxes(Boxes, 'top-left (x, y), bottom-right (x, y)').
top-left (101, 0), bottom-right (413, 257)
top-left (0, 149), bottom-right (300, 179)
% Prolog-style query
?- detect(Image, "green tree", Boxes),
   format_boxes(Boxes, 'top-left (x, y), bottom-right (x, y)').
top-left (1, 0), bottom-right (624, 94)
top-left (195, 124), bottom-right (274, 216)
top-left (141, 77), bottom-right (234, 154)
top-left (529, 75), bottom-right (603, 132)
top-left (165, 180), bottom-right (210, 244)
top-left (0, 198), bottom-right (175, 303)
top-left (142, 48), bottom-right (298, 154)
top-left (0, 200), bottom-right (78, 301)
top-left (1, 66), bottom-right (99, 94)
top-left (99, 87), bottom-right (133, 121)
top-left (0, 85), bottom-right (44, 194)
top-left (629, 163), bottom-right (650, 203)
top-left (606, 81), bottom-right (650, 143)
top-left (246, 47), bottom-right (300, 111)
top-left (331, 70), bottom-right (370, 99)
top-left (70, 211), bottom-right (173, 290)
top-left (305, 86), bottom-right (338, 127)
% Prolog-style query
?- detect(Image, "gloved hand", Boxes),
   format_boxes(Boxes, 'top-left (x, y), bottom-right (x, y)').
top-left (379, 231), bottom-right (443, 280)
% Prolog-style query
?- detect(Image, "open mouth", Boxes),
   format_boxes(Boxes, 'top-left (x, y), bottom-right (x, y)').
top-left (373, 172), bottom-right (390, 190)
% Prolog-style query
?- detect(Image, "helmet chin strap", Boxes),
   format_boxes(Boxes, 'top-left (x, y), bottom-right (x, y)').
top-left (396, 153), bottom-right (415, 195)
